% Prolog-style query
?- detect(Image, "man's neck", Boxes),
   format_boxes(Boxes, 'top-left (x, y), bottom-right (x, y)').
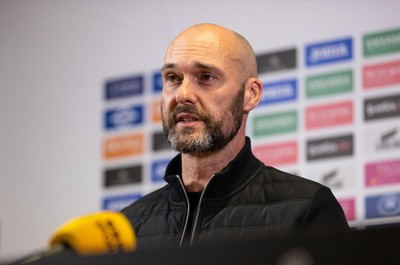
top-left (180, 135), bottom-right (246, 192)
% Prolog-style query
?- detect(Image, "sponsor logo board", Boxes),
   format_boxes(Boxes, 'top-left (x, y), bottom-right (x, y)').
top-left (306, 134), bottom-right (354, 161)
top-left (103, 133), bottom-right (144, 159)
top-left (151, 99), bottom-right (162, 123)
top-left (365, 159), bottom-right (400, 187)
top-left (306, 69), bottom-right (353, 98)
top-left (102, 193), bottom-right (142, 212)
top-left (259, 79), bottom-right (297, 106)
top-left (153, 71), bottom-right (163, 93)
top-left (253, 141), bottom-right (298, 166)
top-left (105, 75), bottom-right (144, 100)
top-left (366, 193), bottom-right (400, 219)
top-left (152, 131), bottom-right (171, 151)
top-left (252, 110), bottom-right (298, 137)
top-left (306, 37), bottom-right (353, 67)
top-left (104, 105), bottom-right (144, 130)
top-left (151, 158), bottom-right (170, 183)
top-left (363, 60), bottom-right (400, 89)
top-left (338, 198), bottom-right (356, 221)
top-left (104, 164), bottom-right (142, 188)
top-left (364, 126), bottom-right (400, 154)
top-left (306, 101), bottom-right (353, 130)
top-left (363, 28), bottom-right (400, 57)
top-left (256, 48), bottom-right (296, 74)
top-left (306, 164), bottom-right (355, 191)
top-left (364, 93), bottom-right (400, 121)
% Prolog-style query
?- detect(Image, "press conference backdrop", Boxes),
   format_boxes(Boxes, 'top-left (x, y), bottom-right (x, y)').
top-left (0, 0), bottom-right (399, 261)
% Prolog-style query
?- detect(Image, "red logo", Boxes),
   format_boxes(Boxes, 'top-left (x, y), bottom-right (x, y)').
top-left (253, 141), bottom-right (298, 166)
top-left (306, 101), bottom-right (353, 130)
top-left (363, 60), bottom-right (400, 89)
top-left (338, 198), bottom-right (355, 221)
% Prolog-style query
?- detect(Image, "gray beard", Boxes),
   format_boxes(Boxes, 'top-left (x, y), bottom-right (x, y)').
top-left (162, 87), bottom-right (244, 154)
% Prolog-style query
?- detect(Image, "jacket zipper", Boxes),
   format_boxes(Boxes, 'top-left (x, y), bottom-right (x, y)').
top-left (176, 175), bottom-right (190, 247)
top-left (189, 174), bottom-right (215, 246)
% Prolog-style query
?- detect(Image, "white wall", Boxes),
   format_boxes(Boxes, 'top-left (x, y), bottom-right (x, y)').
top-left (0, 0), bottom-right (399, 261)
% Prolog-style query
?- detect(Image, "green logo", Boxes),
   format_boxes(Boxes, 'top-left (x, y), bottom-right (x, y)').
top-left (306, 70), bottom-right (353, 98)
top-left (252, 110), bottom-right (297, 137)
top-left (364, 28), bottom-right (400, 57)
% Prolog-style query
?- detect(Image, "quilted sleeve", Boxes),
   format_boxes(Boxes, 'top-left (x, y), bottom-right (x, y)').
top-left (298, 186), bottom-right (350, 235)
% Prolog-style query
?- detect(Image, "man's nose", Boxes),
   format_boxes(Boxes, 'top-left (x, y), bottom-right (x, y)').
top-left (175, 78), bottom-right (197, 105)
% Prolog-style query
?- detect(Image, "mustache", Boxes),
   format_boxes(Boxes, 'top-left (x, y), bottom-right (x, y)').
top-left (171, 105), bottom-right (207, 121)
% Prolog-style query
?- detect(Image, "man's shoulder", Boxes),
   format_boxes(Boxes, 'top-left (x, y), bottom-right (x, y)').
top-left (261, 165), bottom-right (321, 184)
top-left (251, 164), bottom-right (326, 198)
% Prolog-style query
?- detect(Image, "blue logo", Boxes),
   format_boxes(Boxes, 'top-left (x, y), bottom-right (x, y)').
top-left (105, 105), bottom-right (144, 130)
top-left (151, 158), bottom-right (170, 182)
top-left (259, 79), bottom-right (297, 106)
top-left (105, 75), bottom-right (144, 100)
top-left (366, 193), bottom-right (400, 219)
top-left (306, 37), bottom-right (353, 67)
top-left (102, 193), bottom-right (142, 211)
top-left (153, 71), bottom-right (163, 93)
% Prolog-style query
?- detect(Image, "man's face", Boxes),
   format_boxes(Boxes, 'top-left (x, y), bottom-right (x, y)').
top-left (160, 31), bottom-right (245, 154)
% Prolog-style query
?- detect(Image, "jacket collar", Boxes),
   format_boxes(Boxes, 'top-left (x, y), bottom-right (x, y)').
top-left (164, 137), bottom-right (263, 200)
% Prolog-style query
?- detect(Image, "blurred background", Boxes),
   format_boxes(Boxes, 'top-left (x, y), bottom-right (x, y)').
top-left (0, 0), bottom-right (399, 261)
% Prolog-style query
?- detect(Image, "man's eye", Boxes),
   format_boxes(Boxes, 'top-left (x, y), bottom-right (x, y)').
top-left (166, 74), bottom-right (179, 82)
top-left (200, 73), bottom-right (215, 81)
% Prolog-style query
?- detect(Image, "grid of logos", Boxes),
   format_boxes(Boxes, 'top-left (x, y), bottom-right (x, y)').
top-left (101, 27), bottom-right (400, 228)
top-left (101, 73), bottom-right (177, 212)
top-left (361, 27), bottom-right (400, 227)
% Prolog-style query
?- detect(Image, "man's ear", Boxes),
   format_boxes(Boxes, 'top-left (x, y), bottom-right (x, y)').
top-left (243, 78), bottom-right (262, 114)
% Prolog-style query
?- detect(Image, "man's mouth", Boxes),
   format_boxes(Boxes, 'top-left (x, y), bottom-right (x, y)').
top-left (175, 113), bottom-right (202, 123)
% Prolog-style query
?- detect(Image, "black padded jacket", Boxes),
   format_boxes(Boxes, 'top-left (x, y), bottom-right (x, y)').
top-left (121, 138), bottom-right (349, 249)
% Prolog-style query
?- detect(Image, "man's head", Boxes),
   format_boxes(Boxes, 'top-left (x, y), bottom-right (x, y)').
top-left (160, 23), bottom-right (262, 155)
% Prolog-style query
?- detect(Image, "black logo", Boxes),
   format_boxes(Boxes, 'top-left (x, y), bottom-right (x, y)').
top-left (364, 94), bottom-right (400, 121)
top-left (104, 165), bottom-right (142, 188)
top-left (307, 134), bottom-right (354, 161)
top-left (256, 48), bottom-right (297, 74)
top-left (152, 131), bottom-right (172, 151)
top-left (321, 169), bottom-right (343, 189)
top-left (377, 128), bottom-right (400, 151)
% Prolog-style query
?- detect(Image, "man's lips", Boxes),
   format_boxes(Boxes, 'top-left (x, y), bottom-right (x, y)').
top-left (175, 113), bottom-right (202, 123)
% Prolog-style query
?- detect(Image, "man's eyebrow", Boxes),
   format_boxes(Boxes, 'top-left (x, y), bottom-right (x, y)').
top-left (161, 63), bottom-right (175, 72)
top-left (161, 62), bottom-right (224, 75)
top-left (193, 62), bottom-right (216, 70)
top-left (194, 62), bottom-right (225, 77)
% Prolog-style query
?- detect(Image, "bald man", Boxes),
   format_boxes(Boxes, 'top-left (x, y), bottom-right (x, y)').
top-left (121, 23), bottom-right (349, 249)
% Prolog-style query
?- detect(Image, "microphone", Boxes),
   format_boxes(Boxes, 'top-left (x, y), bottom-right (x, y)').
top-left (12, 211), bottom-right (136, 264)
top-left (49, 211), bottom-right (136, 254)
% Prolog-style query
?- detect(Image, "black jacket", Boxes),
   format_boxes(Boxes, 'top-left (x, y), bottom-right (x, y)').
top-left (121, 138), bottom-right (349, 249)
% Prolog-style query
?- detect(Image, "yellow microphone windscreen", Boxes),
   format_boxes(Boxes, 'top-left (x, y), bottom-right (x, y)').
top-left (48, 211), bottom-right (136, 255)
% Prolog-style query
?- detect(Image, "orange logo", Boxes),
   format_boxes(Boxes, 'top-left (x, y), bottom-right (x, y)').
top-left (151, 99), bottom-right (162, 123)
top-left (103, 133), bottom-right (144, 159)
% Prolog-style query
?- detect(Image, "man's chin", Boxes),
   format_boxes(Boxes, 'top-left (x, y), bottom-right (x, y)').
top-left (169, 135), bottom-right (212, 153)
